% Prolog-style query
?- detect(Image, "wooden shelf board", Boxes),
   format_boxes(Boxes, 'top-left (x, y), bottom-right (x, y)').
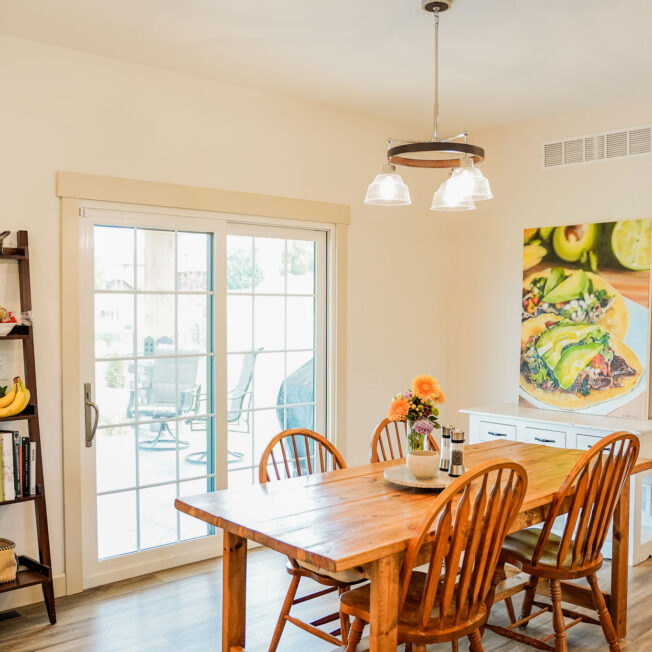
top-left (0, 325), bottom-right (31, 340)
top-left (0, 568), bottom-right (50, 594)
top-left (0, 248), bottom-right (27, 260)
top-left (0, 405), bottom-right (36, 422)
top-left (0, 493), bottom-right (39, 507)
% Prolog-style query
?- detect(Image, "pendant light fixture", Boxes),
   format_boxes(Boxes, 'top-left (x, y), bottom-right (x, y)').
top-left (364, 0), bottom-right (492, 211)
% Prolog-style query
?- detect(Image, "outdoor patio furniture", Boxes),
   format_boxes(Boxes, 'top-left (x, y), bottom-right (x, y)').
top-left (127, 355), bottom-right (201, 450)
top-left (275, 358), bottom-right (315, 474)
top-left (185, 348), bottom-right (262, 465)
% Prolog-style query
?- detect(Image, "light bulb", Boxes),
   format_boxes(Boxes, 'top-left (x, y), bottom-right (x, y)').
top-left (364, 164), bottom-right (411, 206)
top-left (455, 159), bottom-right (493, 201)
top-left (430, 175), bottom-right (476, 211)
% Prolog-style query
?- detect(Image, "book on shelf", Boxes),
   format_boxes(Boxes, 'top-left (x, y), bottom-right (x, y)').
top-left (0, 429), bottom-right (35, 500)
top-left (29, 441), bottom-right (36, 495)
top-left (1, 431), bottom-right (15, 501)
top-left (21, 436), bottom-right (29, 497)
top-left (12, 432), bottom-right (20, 497)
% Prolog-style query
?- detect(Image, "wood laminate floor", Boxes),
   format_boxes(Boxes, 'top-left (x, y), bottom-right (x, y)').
top-left (1, 548), bottom-right (651, 651)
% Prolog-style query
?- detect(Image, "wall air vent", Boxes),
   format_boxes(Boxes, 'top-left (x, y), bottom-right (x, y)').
top-left (543, 125), bottom-right (651, 168)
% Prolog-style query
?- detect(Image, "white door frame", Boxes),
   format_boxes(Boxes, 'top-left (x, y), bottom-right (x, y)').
top-left (60, 172), bottom-right (349, 595)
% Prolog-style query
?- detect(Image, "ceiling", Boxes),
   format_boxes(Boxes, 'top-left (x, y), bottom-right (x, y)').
top-left (1, 0), bottom-right (651, 133)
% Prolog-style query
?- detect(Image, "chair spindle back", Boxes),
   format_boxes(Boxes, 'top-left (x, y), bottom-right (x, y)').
top-left (533, 431), bottom-right (639, 570)
top-left (370, 418), bottom-right (439, 463)
top-left (400, 459), bottom-right (527, 630)
top-left (258, 428), bottom-right (346, 483)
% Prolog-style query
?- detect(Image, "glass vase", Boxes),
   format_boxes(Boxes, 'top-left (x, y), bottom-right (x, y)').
top-left (406, 421), bottom-right (425, 453)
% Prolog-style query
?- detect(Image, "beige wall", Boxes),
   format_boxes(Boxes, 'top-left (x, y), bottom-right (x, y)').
top-left (445, 100), bottom-right (652, 427)
top-left (0, 34), bottom-right (451, 601)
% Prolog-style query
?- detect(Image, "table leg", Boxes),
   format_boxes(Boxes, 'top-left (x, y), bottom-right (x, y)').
top-left (365, 553), bottom-right (400, 652)
top-left (223, 531), bottom-right (247, 652)
top-left (611, 476), bottom-right (630, 640)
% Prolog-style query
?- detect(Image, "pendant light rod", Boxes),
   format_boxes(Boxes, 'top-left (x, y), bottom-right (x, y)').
top-left (433, 9), bottom-right (440, 141)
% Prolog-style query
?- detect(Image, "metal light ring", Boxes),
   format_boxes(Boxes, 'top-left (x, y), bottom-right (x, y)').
top-left (388, 141), bottom-right (485, 169)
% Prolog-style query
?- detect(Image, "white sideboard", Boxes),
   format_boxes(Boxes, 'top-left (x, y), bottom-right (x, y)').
top-left (461, 404), bottom-right (652, 566)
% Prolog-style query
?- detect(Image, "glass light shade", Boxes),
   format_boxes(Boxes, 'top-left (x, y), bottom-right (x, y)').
top-left (453, 161), bottom-right (493, 201)
top-left (364, 172), bottom-right (411, 206)
top-left (430, 177), bottom-right (476, 211)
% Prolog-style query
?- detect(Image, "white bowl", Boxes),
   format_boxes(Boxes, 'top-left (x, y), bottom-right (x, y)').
top-left (407, 450), bottom-right (439, 481)
top-left (0, 323), bottom-right (15, 336)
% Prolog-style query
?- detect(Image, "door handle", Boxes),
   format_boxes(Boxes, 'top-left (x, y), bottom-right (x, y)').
top-left (84, 382), bottom-right (99, 448)
top-left (488, 431), bottom-right (507, 437)
top-left (535, 436), bottom-right (555, 444)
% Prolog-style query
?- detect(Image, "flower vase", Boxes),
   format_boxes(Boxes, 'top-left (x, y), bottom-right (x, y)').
top-left (406, 421), bottom-right (425, 453)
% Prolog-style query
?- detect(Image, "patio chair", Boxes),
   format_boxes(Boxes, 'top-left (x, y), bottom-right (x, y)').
top-left (185, 348), bottom-right (262, 464)
top-left (127, 355), bottom-right (200, 450)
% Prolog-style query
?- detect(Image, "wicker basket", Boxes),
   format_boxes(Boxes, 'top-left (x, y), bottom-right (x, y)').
top-left (0, 539), bottom-right (17, 583)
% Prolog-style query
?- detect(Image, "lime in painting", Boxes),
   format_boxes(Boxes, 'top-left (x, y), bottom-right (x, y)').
top-left (520, 220), bottom-right (652, 418)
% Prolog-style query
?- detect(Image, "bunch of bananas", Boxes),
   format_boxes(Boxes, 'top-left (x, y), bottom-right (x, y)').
top-left (0, 377), bottom-right (31, 417)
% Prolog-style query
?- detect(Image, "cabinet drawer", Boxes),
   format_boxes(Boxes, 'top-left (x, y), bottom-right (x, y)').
top-left (576, 433), bottom-right (609, 452)
top-left (520, 426), bottom-right (566, 448)
top-left (478, 421), bottom-right (516, 442)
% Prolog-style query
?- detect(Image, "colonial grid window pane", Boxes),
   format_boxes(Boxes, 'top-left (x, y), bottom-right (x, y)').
top-left (225, 230), bottom-right (323, 486)
top-left (93, 225), bottom-right (215, 559)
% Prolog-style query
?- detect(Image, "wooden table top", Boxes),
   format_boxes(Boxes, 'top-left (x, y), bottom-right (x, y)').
top-left (175, 441), bottom-right (652, 574)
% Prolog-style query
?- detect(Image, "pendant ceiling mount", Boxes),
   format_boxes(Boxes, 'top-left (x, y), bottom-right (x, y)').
top-left (422, 0), bottom-right (454, 13)
top-left (364, 0), bottom-right (492, 211)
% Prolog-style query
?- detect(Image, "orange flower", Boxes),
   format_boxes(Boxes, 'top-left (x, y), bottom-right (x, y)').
top-left (431, 387), bottom-right (446, 404)
top-left (388, 397), bottom-right (409, 421)
top-left (411, 374), bottom-right (444, 403)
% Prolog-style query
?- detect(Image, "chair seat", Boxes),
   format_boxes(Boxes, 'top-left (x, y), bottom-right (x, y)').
top-left (501, 527), bottom-right (574, 570)
top-left (139, 404), bottom-right (177, 418)
top-left (341, 570), bottom-right (486, 641)
top-left (296, 559), bottom-right (363, 585)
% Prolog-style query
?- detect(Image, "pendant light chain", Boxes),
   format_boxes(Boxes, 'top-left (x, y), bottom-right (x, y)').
top-left (433, 9), bottom-right (440, 142)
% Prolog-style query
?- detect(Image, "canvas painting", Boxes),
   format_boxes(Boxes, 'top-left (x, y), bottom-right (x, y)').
top-left (519, 220), bottom-right (652, 418)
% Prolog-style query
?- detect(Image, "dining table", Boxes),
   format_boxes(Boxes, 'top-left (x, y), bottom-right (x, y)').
top-left (174, 439), bottom-right (652, 652)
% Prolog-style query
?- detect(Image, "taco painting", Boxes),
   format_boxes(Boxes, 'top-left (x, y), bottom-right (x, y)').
top-left (520, 315), bottom-right (641, 410)
top-left (521, 267), bottom-right (628, 339)
top-left (522, 267), bottom-right (628, 339)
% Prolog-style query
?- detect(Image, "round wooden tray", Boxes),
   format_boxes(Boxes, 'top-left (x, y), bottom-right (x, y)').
top-left (383, 465), bottom-right (462, 490)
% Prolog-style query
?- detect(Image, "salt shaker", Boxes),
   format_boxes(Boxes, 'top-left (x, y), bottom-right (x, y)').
top-left (448, 428), bottom-right (465, 477)
top-left (439, 425), bottom-right (452, 472)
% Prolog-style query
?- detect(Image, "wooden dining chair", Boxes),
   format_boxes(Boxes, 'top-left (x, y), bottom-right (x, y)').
top-left (258, 428), bottom-right (364, 651)
top-left (341, 458), bottom-right (528, 652)
top-left (370, 418), bottom-right (439, 463)
top-left (486, 431), bottom-right (639, 652)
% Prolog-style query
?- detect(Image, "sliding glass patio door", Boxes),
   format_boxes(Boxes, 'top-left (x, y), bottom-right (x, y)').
top-left (78, 208), bottom-right (328, 587)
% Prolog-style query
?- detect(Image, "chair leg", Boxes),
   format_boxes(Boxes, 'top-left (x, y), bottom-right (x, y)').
top-left (338, 586), bottom-right (350, 646)
top-left (587, 572), bottom-right (620, 652)
top-left (550, 579), bottom-right (568, 652)
top-left (404, 644), bottom-right (413, 652)
top-left (468, 629), bottom-right (485, 652)
top-left (268, 574), bottom-right (300, 652)
top-left (451, 640), bottom-right (458, 652)
top-left (519, 574), bottom-right (539, 626)
top-left (346, 618), bottom-right (365, 652)
top-left (489, 562), bottom-right (517, 625)
top-left (413, 645), bottom-right (427, 652)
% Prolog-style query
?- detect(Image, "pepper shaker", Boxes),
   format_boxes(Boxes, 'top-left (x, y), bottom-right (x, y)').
top-left (439, 425), bottom-right (452, 472)
top-left (448, 428), bottom-right (466, 477)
